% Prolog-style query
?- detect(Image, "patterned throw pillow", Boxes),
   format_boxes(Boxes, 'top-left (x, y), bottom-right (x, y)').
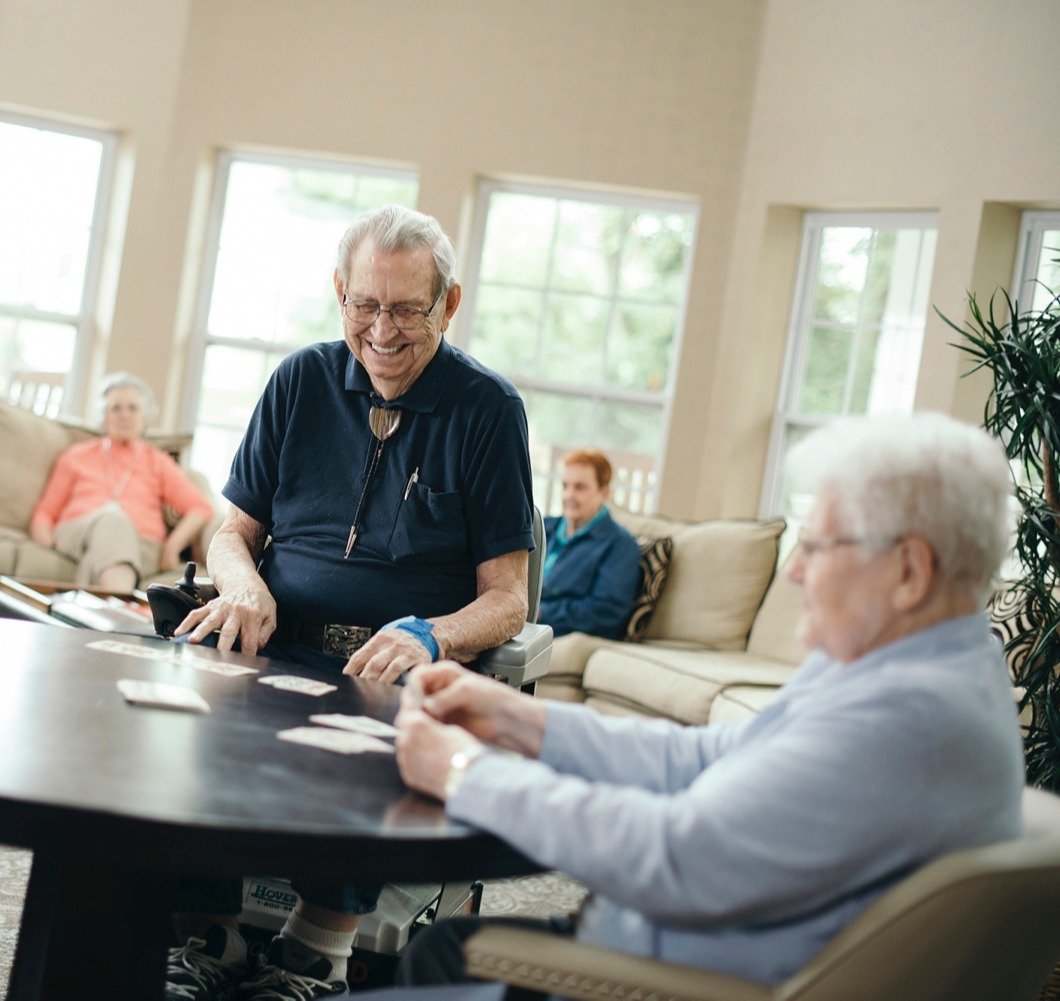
top-left (625, 535), bottom-right (674, 642)
top-left (988, 585), bottom-right (1038, 683)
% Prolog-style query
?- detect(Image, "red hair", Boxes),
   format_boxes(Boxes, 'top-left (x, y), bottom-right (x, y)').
top-left (562, 448), bottom-right (613, 490)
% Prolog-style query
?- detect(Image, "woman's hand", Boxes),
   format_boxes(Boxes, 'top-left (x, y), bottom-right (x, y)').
top-left (395, 707), bottom-right (482, 802)
top-left (401, 662), bottom-right (547, 758)
top-left (29, 523), bottom-right (55, 549)
top-left (159, 540), bottom-right (184, 571)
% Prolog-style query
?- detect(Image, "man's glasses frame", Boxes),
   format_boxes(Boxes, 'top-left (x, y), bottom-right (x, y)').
top-left (342, 288), bottom-right (446, 331)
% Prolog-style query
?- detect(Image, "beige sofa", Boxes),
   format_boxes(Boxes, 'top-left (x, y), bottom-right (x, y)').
top-left (0, 401), bottom-right (220, 588)
top-left (538, 509), bottom-right (808, 725)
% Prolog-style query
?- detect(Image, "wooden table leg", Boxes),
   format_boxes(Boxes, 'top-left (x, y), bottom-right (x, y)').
top-left (7, 852), bottom-right (176, 1001)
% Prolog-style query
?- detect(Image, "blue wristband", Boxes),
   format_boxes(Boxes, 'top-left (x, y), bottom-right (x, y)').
top-left (383, 615), bottom-right (439, 661)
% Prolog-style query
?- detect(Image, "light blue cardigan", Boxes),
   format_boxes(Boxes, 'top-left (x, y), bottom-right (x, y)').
top-left (449, 613), bottom-right (1025, 985)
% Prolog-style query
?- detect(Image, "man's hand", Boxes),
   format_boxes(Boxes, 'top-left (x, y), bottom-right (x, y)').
top-left (343, 628), bottom-right (433, 684)
top-left (401, 662), bottom-right (547, 757)
top-left (173, 576), bottom-right (277, 655)
top-left (395, 706), bottom-right (483, 802)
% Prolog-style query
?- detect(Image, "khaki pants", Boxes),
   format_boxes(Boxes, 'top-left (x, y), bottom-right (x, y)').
top-left (53, 502), bottom-right (161, 586)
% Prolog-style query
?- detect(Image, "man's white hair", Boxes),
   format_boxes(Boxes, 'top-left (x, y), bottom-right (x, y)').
top-left (787, 412), bottom-right (1012, 601)
top-left (95, 371), bottom-right (158, 427)
top-left (335, 204), bottom-right (457, 297)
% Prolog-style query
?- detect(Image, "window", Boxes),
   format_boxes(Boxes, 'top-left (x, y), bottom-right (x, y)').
top-left (1013, 211), bottom-right (1060, 312)
top-left (0, 112), bottom-right (116, 416)
top-left (760, 212), bottom-right (939, 521)
top-left (458, 181), bottom-right (698, 513)
top-left (186, 152), bottom-right (418, 495)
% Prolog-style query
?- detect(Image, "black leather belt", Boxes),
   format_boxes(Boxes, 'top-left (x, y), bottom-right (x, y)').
top-left (282, 620), bottom-right (372, 659)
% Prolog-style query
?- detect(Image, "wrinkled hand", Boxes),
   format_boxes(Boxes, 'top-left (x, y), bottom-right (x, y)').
top-left (395, 705), bottom-right (482, 802)
top-left (401, 662), bottom-right (544, 755)
top-left (173, 577), bottom-right (277, 655)
top-left (343, 628), bottom-right (434, 684)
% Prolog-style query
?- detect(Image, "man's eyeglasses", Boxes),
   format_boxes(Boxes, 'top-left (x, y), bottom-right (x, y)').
top-left (796, 529), bottom-right (902, 558)
top-left (342, 288), bottom-right (445, 330)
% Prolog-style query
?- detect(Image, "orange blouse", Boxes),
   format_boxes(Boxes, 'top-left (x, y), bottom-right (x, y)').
top-left (30, 438), bottom-right (213, 543)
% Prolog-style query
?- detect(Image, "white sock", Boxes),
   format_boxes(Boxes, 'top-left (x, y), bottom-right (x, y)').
top-left (277, 910), bottom-right (355, 982)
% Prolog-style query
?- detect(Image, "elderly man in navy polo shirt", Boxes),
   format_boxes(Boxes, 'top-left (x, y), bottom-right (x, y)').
top-left (166, 205), bottom-right (535, 1001)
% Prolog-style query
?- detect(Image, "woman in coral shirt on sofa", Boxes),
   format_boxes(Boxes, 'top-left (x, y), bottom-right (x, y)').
top-left (29, 372), bottom-right (213, 592)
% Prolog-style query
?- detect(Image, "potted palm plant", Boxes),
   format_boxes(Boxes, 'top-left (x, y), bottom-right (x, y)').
top-left (938, 274), bottom-right (1060, 792)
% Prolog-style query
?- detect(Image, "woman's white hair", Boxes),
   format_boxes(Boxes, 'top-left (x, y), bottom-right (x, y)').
top-left (95, 372), bottom-right (159, 427)
top-left (787, 412), bottom-right (1012, 602)
top-left (335, 204), bottom-right (457, 298)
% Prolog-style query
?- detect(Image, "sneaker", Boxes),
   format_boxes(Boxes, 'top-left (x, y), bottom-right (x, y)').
top-left (240, 937), bottom-right (347, 1001)
top-left (165, 924), bottom-right (249, 1001)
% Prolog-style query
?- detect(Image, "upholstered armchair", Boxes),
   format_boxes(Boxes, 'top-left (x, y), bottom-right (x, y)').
top-left (463, 786), bottom-right (1060, 1001)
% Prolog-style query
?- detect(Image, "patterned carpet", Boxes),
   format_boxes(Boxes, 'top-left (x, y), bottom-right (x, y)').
top-left (0, 844), bottom-right (586, 992)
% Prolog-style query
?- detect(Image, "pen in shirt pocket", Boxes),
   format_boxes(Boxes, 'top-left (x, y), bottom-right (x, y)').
top-left (403, 467), bottom-right (419, 501)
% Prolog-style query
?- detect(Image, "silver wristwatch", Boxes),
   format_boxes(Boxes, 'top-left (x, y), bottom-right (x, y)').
top-left (444, 744), bottom-right (488, 801)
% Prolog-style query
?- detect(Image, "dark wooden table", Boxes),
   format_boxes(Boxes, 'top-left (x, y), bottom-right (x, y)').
top-left (0, 620), bottom-right (537, 1001)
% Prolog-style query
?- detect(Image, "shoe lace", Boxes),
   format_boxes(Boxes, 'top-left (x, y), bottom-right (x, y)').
top-left (166, 936), bottom-right (237, 1000)
top-left (240, 964), bottom-right (338, 1001)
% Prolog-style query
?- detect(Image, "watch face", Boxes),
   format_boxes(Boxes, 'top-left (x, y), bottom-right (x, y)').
top-left (445, 745), bottom-right (486, 800)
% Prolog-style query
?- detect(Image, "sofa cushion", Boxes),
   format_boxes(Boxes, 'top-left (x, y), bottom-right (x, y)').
top-left (745, 553), bottom-right (807, 665)
top-left (708, 685), bottom-right (785, 724)
top-left (0, 527), bottom-right (24, 576)
top-left (539, 631), bottom-right (617, 702)
top-left (612, 510), bottom-right (785, 650)
top-left (625, 535), bottom-right (674, 641)
top-left (0, 403), bottom-right (92, 531)
top-left (583, 644), bottom-right (797, 725)
top-left (15, 541), bottom-right (77, 581)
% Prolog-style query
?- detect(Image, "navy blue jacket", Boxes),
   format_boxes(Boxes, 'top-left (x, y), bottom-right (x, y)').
top-left (540, 510), bottom-right (641, 639)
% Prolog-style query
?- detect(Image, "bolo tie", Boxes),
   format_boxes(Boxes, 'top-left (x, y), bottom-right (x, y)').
top-left (344, 402), bottom-right (402, 558)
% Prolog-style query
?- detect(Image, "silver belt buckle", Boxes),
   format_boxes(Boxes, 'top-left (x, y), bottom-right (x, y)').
top-left (323, 624), bottom-right (371, 658)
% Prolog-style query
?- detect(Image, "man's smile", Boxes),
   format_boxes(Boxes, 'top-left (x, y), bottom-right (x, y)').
top-left (364, 341), bottom-right (409, 356)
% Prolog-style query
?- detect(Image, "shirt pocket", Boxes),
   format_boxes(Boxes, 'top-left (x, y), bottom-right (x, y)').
top-left (387, 483), bottom-right (468, 565)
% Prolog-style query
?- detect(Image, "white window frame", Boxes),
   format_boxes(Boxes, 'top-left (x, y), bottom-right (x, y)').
top-left (759, 210), bottom-right (939, 519)
top-left (0, 110), bottom-right (117, 416)
top-left (180, 149), bottom-right (419, 430)
top-left (455, 178), bottom-right (700, 502)
top-left (1012, 210), bottom-right (1060, 306)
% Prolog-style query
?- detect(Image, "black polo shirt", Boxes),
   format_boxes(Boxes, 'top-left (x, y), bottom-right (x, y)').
top-left (223, 339), bottom-right (535, 630)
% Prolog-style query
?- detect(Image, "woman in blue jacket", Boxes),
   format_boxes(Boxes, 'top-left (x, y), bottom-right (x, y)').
top-left (540, 449), bottom-right (642, 639)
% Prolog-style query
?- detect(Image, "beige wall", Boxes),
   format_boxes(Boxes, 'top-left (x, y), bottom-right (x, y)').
top-left (0, 0), bottom-right (192, 413)
top-left (2, 0), bottom-right (1058, 518)
top-left (707, 0), bottom-right (1060, 517)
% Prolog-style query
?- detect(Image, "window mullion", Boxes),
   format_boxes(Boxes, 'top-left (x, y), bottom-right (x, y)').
top-left (534, 198), bottom-right (563, 377)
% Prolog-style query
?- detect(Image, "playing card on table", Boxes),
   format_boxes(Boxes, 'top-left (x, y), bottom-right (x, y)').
top-left (89, 638), bottom-right (181, 663)
top-left (258, 675), bottom-right (336, 697)
top-left (117, 679), bottom-right (211, 714)
top-left (309, 714), bottom-right (399, 738)
top-left (277, 726), bottom-right (394, 755)
top-left (183, 657), bottom-right (258, 678)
